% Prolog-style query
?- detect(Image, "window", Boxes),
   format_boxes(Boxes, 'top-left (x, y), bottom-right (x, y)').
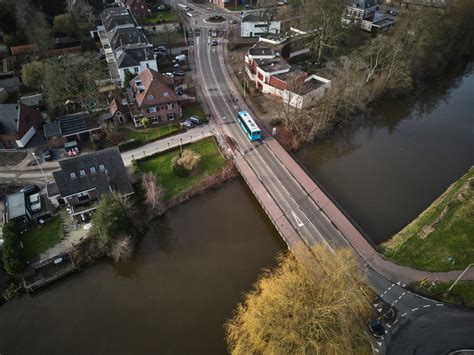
top-left (79, 169), bottom-right (86, 176)
top-left (70, 172), bottom-right (76, 179)
top-left (163, 92), bottom-right (169, 97)
top-left (167, 113), bottom-right (175, 121)
top-left (151, 116), bottom-right (161, 124)
top-left (99, 164), bottom-right (105, 172)
top-left (134, 67), bottom-right (139, 73)
top-left (77, 191), bottom-right (89, 202)
top-left (149, 106), bottom-right (157, 113)
top-left (166, 103), bottom-right (173, 110)
top-left (90, 166), bottom-right (97, 174)
top-left (147, 95), bottom-right (154, 101)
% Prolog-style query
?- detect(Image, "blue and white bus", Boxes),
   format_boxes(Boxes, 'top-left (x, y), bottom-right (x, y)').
top-left (236, 111), bottom-right (261, 141)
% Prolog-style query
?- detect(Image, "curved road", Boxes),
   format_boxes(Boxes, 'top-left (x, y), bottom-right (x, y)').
top-left (181, 3), bottom-right (474, 353)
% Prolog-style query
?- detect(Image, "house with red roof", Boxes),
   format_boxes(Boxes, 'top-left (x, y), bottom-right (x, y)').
top-left (129, 68), bottom-right (181, 127)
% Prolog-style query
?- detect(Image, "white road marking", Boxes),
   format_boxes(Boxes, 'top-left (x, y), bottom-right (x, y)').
top-left (377, 308), bottom-right (382, 313)
top-left (374, 349), bottom-right (380, 353)
top-left (386, 323), bottom-right (392, 328)
top-left (401, 312), bottom-right (407, 317)
top-left (436, 303), bottom-right (444, 306)
top-left (291, 210), bottom-right (305, 227)
top-left (423, 304), bottom-right (431, 308)
top-left (377, 342), bottom-right (383, 346)
top-left (411, 308), bottom-right (418, 312)
top-left (393, 319), bottom-right (398, 325)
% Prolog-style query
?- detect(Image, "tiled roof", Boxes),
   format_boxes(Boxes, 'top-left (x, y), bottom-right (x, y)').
top-left (52, 147), bottom-right (133, 198)
top-left (131, 68), bottom-right (178, 107)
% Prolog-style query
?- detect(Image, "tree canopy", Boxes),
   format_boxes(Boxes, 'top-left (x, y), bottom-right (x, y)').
top-left (225, 245), bottom-right (372, 354)
top-left (43, 52), bottom-right (103, 114)
top-left (21, 61), bottom-right (45, 90)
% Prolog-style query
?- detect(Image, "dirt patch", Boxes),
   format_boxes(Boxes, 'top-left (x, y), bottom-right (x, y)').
top-left (0, 151), bottom-right (27, 167)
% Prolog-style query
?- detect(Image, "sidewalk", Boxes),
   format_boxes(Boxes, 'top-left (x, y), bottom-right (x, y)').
top-left (218, 34), bottom-right (474, 284)
top-left (0, 125), bottom-right (214, 183)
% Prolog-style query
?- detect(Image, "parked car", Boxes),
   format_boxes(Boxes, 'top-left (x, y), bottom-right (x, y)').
top-left (163, 72), bottom-right (174, 78)
top-left (188, 116), bottom-right (201, 125)
top-left (29, 193), bottom-right (41, 212)
top-left (173, 69), bottom-right (185, 76)
top-left (386, 9), bottom-right (397, 16)
top-left (229, 19), bottom-right (238, 24)
top-left (180, 119), bottom-right (196, 129)
top-left (211, 40), bottom-right (218, 46)
top-left (157, 4), bottom-right (168, 10)
top-left (42, 148), bottom-right (52, 161)
top-left (155, 45), bottom-right (167, 52)
top-left (20, 184), bottom-right (40, 196)
top-left (370, 319), bottom-right (385, 338)
top-left (175, 87), bottom-right (183, 96)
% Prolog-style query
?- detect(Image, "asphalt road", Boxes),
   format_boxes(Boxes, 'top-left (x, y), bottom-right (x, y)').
top-left (188, 8), bottom-right (474, 353)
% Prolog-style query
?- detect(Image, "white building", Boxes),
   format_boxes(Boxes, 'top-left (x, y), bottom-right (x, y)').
top-left (96, 7), bottom-right (157, 86)
top-left (241, 13), bottom-right (282, 38)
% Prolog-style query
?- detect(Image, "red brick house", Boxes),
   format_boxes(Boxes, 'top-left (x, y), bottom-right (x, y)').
top-left (121, 0), bottom-right (151, 18)
top-left (0, 103), bottom-right (44, 148)
top-left (129, 68), bottom-right (182, 127)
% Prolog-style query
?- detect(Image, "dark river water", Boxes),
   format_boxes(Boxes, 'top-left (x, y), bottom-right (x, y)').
top-left (296, 70), bottom-right (474, 245)
top-left (0, 181), bottom-right (284, 355)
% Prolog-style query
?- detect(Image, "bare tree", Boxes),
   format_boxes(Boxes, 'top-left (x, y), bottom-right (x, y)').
top-left (301, 0), bottom-right (347, 64)
top-left (141, 172), bottom-right (165, 213)
top-left (109, 234), bottom-right (134, 263)
top-left (15, 0), bottom-right (54, 52)
top-left (225, 244), bottom-right (372, 354)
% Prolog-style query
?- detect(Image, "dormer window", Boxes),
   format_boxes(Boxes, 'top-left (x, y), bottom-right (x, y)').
top-left (90, 166), bottom-right (97, 173)
top-left (99, 164), bottom-right (105, 172)
top-left (79, 169), bottom-right (86, 176)
top-left (163, 92), bottom-right (169, 97)
top-left (147, 95), bottom-right (154, 101)
top-left (70, 172), bottom-right (77, 179)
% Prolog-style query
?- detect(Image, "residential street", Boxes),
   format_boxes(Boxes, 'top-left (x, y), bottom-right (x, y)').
top-left (0, 124), bottom-right (212, 183)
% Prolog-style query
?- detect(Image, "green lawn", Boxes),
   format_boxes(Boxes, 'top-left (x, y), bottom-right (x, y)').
top-left (182, 103), bottom-right (206, 120)
top-left (382, 166), bottom-right (474, 272)
top-left (142, 11), bottom-right (178, 25)
top-left (21, 215), bottom-right (64, 262)
top-left (137, 137), bottom-right (226, 201)
top-left (412, 281), bottom-right (474, 308)
top-left (119, 125), bottom-right (181, 145)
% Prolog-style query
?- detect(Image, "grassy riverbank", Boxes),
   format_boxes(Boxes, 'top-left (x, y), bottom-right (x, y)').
top-left (411, 281), bottom-right (474, 308)
top-left (21, 215), bottom-right (64, 262)
top-left (137, 137), bottom-right (227, 201)
top-left (382, 166), bottom-right (474, 272)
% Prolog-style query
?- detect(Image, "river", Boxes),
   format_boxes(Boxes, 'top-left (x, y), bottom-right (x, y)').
top-left (296, 69), bottom-right (474, 245)
top-left (0, 181), bottom-right (284, 354)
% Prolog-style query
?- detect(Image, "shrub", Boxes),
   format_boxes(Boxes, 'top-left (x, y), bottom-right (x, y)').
top-left (270, 118), bottom-right (283, 127)
top-left (1, 222), bottom-right (25, 275)
top-left (171, 149), bottom-right (201, 177)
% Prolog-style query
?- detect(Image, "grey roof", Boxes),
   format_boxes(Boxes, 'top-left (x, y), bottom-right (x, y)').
top-left (6, 192), bottom-right (26, 220)
top-left (44, 122), bottom-right (61, 138)
top-left (101, 7), bottom-right (138, 32)
top-left (52, 147), bottom-right (133, 198)
top-left (117, 47), bottom-right (155, 68)
top-left (46, 182), bottom-right (59, 197)
top-left (248, 47), bottom-right (275, 56)
top-left (110, 27), bottom-right (148, 50)
top-left (242, 13), bottom-right (277, 23)
top-left (57, 113), bottom-right (101, 136)
top-left (20, 93), bottom-right (43, 107)
top-left (0, 104), bottom-right (19, 135)
top-left (258, 58), bottom-right (290, 73)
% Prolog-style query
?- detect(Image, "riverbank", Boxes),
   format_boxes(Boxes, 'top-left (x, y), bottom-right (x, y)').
top-left (381, 166), bottom-right (473, 272)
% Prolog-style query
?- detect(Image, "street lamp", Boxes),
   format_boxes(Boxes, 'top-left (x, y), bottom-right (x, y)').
top-left (32, 152), bottom-right (48, 184)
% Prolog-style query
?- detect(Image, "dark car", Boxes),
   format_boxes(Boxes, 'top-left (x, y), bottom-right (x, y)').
top-left (173, 69), bottom-right (185, 77)
top-left (175, 87), bottom-right (183, 96)
top-left (188, 116), bottom-right (201, 125)
top-left (180, 119), bottom-right (195, 129)
top-left (370, 319), bottom-right (385, 337)
top-left (211, 40), bottom-right (218, 46)
top-left (20, 184), bottom-right (40, 196)
top-left (42, 148), bottom-right (52, 161)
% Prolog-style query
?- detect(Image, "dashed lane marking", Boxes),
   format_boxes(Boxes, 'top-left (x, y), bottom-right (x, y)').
top-left (423, 304), bottom-right (431, 308)
top-left (412, 308), bottom-right (418, 312)
top-left (401, 312), bottom-right (407, 317)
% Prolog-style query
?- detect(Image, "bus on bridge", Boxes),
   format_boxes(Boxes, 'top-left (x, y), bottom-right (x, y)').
top-left (236, 111), bottom-right (261, 141)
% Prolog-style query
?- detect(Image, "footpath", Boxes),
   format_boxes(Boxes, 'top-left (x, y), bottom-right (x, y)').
top-left (0, 125), bottom-right (213, 183)
top-left (219, 37), bottom-right (474, 285)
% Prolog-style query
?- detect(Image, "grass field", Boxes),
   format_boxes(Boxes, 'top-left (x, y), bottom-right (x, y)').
top-left (382, 166), bottom-right (474, 272)
top-left (21, 215), bottom-right (64, 262)
top-left (142, 11), bottom-right (178, 25)
top-left (0, 151), bottom-right (27, 166)
top-left (137, 137), bottom-right (226, 201)
top-left (119, 125), bottom-right (181, 145)
top-left (412, 281), bottom-right (474, 308)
